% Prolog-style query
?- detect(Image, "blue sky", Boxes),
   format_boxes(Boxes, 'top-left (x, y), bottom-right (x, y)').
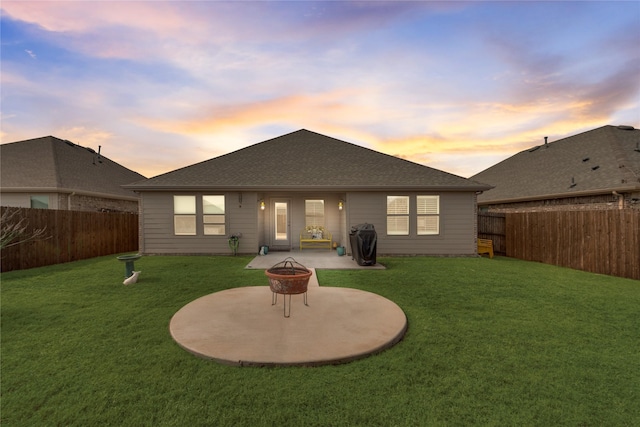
top-left (1, 1), bottom-right (638, 178)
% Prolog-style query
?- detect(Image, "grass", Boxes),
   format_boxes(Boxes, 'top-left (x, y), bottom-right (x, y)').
top-left (1, 254), bottom-right (639, 426)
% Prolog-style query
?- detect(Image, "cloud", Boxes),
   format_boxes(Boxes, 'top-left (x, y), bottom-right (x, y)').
top-left (0, 69), bottom-right (32, 87)
top-left (24, 49), bottom-right (36, 59)
top-left (367, 87), bottom-right (636, 177)
top-left (137, 88), bottom-right (376, 135)
top-left (0, 1), bottom-right (462, 76)
top-left (2, 1), bottom-right (185, 34)
top-left (576, 59), bottom-right (640, 120)
top-left (1, 2), bottom-right (418, 57)
top-left (56, 127), bottom-right (112, 148)
top-left (1, 1), bottom-right (637, 180)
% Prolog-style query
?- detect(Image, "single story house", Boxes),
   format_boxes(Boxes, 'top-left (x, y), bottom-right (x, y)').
top-left (1, 136), bottom-right (145, 212)
top-left (471, 125), bottom-right (640, 212)
top-left (124, 129), bottom-right (492, 256)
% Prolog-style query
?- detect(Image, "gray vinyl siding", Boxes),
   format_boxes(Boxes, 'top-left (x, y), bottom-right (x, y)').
top-left (346, 191), bottom-right (477, 255)
top-left (138, 190), bottom-right (477, 256)
top-left (139, 191), bottom-right (259, 255)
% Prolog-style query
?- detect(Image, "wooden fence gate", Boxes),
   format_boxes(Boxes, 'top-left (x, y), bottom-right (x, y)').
top-left (477, 213), bottom-right (506, 255)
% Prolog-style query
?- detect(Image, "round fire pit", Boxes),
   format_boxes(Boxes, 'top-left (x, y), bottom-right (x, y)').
top-left (265, 257), bottom-right (312, 317)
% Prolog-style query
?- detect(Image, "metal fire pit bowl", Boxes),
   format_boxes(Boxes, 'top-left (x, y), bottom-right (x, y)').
top-left (265, 257), bottom-right (312, 317)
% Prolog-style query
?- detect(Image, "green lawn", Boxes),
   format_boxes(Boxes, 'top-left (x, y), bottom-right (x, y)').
top-left (1, 255), bottom-right (638, 426)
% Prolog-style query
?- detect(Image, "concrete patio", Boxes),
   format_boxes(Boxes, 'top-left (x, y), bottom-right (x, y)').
top-left (245, 249), bottom-right (386, 270)
top-left (169, 249), bottom-right (406, 367)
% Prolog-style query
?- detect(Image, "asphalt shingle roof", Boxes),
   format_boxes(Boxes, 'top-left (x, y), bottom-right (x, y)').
top-left (126, 129), bottom-right (490, 192)
top-left (1, 136), bottom-right (145, 198)
top-left (471, 125), bottom-right (640, 204)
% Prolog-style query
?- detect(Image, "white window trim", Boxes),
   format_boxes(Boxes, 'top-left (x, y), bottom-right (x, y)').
top-left (305, 199), bottom-right (325, 227)
top-left (203, 195), bottom-right (226, 236)
top-left (417, 195), bottom-right (440, 235)
top-left (387, 195), bottom-right (410, 236)
top-left (173, 195), bottom-right (228, 236)
top-left (174, 195), bottom-right (197, 235)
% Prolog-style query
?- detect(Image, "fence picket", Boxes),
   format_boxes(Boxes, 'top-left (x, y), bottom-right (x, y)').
top-left (1, 207), bottom-right (138, 272)
top-left (479, 209), bottom-right (639, 281)
top-left (3, 207), bottom-right (637, 279)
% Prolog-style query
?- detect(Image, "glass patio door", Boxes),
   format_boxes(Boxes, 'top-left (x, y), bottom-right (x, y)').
top-left (273, 200), bottom-right (290, 247)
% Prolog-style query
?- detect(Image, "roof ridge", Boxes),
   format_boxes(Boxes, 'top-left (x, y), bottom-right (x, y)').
top-left (128, 129), bottom-right (489, 190)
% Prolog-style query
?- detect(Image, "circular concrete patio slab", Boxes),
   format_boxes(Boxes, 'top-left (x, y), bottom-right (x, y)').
top-left (170, 286), bottom-right (407, 366)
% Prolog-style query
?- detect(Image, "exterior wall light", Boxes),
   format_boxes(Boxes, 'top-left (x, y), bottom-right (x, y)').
top-left (260, 200), bottom-right (265, 210)
top-left (338, 200), bottom-right (344, 210)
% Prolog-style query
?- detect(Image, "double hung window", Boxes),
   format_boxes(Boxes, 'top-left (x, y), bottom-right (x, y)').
top-left (173, 195), bottom-right (226, 235)
top-left (386, 196), bottom-right (409, 235)
top-left (305, 200), bottom-right (325, 227)
top-left (417, 195), bottom-right (439, 235)
top-left (386, 195), bottom-right (440, 236)
top-left (203, 195), bottom-right (225, 235)
top-left (174, 196), bottom-right (196, 235)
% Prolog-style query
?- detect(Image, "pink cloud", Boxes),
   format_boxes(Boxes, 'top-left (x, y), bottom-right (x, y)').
top-left (136, 89), bottom-right (374, 136)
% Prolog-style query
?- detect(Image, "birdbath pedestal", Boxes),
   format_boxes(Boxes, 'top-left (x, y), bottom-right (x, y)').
top-left (117, 254), bottom-right (142, 279)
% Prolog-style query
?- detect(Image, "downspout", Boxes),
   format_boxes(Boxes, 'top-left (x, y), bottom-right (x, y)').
top-left (68, 192), bottom-right (76, 210)
top-left (612, 191), bottom-right (624, 210)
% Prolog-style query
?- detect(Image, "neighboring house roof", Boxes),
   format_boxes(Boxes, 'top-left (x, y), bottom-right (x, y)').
top-left (471, 125), bottom-right (640, 205)
top-left (125, 129), bottom-right (491, 192)
top-left (1, 136), bottom-right (145, 200)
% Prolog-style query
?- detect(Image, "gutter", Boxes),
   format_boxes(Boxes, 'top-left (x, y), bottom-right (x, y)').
top-left (0, 186), bottom-right (140, 202)
top-left (122, 184), bottom-right (494, 193)
top-left (477, 184), bottom-right (640, 205)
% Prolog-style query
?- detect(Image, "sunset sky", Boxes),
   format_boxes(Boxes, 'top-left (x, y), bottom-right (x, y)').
top-left (1, 1), bottom-right (638, 179)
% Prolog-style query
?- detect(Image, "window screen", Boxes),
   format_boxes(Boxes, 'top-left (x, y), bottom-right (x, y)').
top-left (387, 196), bottom-right (409, 235)
top-left (203, 195), bottom-right (225, 235)
top-left (417, 195), bottom-right (439, 235)
top-left (305, 200), bottom-right (325, 227)
top-left (174, 195), bottom-right (196, 235)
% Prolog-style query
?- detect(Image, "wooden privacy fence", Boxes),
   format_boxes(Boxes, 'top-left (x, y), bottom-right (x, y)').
top-left (1, 207), bottom-right (139, 272)
top-left (506, 210), bottom-right (639, 281)
top-left (479, 209), bottom-right (639, 281)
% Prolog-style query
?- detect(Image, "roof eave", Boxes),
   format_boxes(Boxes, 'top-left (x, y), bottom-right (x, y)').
top-left (1, 186), bottom-right (140, 201)
top-left (125, 183), bottom-right (493, 192)
top-left (478, 184), bottom-right (640, 205)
